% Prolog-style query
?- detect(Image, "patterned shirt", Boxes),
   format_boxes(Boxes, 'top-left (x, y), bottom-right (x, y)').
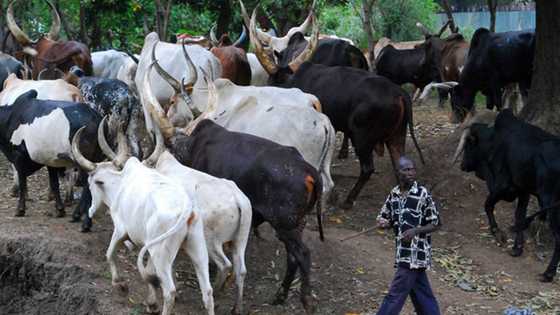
top-left (377, 181), bottom-right (440, 269)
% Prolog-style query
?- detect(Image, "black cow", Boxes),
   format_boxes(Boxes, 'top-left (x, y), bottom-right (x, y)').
top-left (0, 90), bottom-right (103, 231)
top-left (452, 28), bottom-right (535, 122)
top-left (455, 109), bottom-right (560, 282)
top-left (275, 32), bottom-right (368, 71)
top-left (0, 52), bottom-right (24, 91)
top-left (150, 110), bottom-right (324, 313)
top-left (77, 76), bottom-right (143, 158)
top-left (250, 20), bottom-right (425, 209)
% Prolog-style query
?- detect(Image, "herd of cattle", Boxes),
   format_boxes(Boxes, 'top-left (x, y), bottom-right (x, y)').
top-left (0, 0), bottom-right (557, 314)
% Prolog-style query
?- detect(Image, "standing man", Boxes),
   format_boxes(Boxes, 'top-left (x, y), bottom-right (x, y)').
top-left (376, 156), bottom-right (441, 315)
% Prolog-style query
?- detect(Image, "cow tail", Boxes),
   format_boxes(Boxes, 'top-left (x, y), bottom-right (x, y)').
top-left (137, 203), bottom-right (195, 283)
top-left (315, 123), bottom-right (332, 242)
top-left (404, 94), bottom-right (425, 164)
top-left (512, 200), bottom-right (560, 232)
top-left (305, 172), bottom-right (325, 242)
top-left (231, 182), bottom-right (252, 253)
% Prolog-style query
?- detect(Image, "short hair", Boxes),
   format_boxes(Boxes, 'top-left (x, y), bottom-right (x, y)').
top-left (398, 156), bottom-right (415, 170)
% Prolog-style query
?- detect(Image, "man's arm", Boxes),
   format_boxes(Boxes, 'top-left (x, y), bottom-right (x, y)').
top-left (376, 194), bottom-right (393, 228)
top-left (402, 189), bottom-right (441, 241)
top-left (402, 223), bottom-right (439, 241)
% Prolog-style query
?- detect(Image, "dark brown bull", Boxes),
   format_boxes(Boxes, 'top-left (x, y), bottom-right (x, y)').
top-left (209, 27), bottom-right (251, 86)
top-left (419, 33), bottom-right (469, 122)
top-left (7, 0), bottom-right (92, 80)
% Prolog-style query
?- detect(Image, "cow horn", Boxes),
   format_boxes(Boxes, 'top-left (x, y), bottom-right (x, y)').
top-left (144, 110), bottom-right (166, 166)
top-left (97, 116), bottom-right (117, 160)
top-left (45, 0), bottom-right (61, 41)
top-left (144, 62), bottom-right (176, 141)
top-left (209, 25), bottom-right (219, 47)
top-left (451, 127), bottom-right (469, 165)
top-left (185, 67), bottom-right (216, 135)
top-left (249, 7), bottom-right (278, 75)
top-left (71, 127), bottom-right (96, 172)
top-left (416, 22), bottom-right (432, 37)
top-left (151, 42), bottom-right (182, 93)
top-left (233, 25), bottom-right (248, 48)
top-left (181, 41), bottom-right (197, 91)
top-left (6, 0), bottom-right (34, 46)
top-left (112, 124), bottom-right (130, 169)
top-left (437, 20), bottom-right (451, 37)
top-left (288, 15), bottom-right (319, 73)
top-left (289, 0), bottom-right (316, 36)
top-left (239, 0), bottom-right (271, 45)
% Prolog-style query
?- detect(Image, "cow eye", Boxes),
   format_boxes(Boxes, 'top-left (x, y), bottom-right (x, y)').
top-left (94, 180), bottom-right (104, 186)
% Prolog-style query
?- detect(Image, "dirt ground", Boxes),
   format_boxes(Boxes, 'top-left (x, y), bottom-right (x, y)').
top-left (0, 100), bottom-right (559, 315)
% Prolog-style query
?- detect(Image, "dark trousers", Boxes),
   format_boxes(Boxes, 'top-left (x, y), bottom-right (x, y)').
top-left (376, 265), bottom-right (441, 315)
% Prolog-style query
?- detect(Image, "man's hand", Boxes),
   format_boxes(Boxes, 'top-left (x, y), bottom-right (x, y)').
top-left (401, 228), bottom-right (417, 241)
top-left (376, 217), bottom-right (391, 228)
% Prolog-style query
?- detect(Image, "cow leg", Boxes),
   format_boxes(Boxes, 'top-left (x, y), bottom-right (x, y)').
top-left (510, 194), bottom-right (530, 257)
top-left (72, 170), bottom-right (93, 232)
top-left (10, 164), bottom-right (19, 197)
top-left (484, 194), bottom-right (507, 244)
top-left (342, 151), bottom-right (374, 209)
top-left (272, 241), bottom-right (299, 306)
top-left (143, 257), bottom-right (161, 314)
top-left (184, 221), bottom-right (215, 315)
top-left (231, 240), bottom-right (248, 315)
top-left (209, 241), bottom-right (233, 292)
top-left (47, 167), bottom-right (65, 216)
top-left (541, 210), bottom-right (560, 282)
top-left (338, 133), bottom-right (350, 159)
top-left (15, 170), bottom-right (27, 217)
top-left (149, 246), bottom-right (178, 315)
top-left (437, 88), bottom-right (448, 108)
top-left (106, 228), bottom-right (128, 292)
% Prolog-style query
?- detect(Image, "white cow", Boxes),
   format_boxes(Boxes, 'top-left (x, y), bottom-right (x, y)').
top-left (91, 49), bottom-right (138, 86)
top-left (72, 126), bottom-right (214, 315)
top-left (135, 32), bottom-right (222, 134)
top-left (0, 73), bottom-right (82, 104)
top-left (145, 127), bottom-right (252, 314)
top-left (143, 66), bottom-right (335, 214)
top-left (246, 52), bottom-right (269, 86)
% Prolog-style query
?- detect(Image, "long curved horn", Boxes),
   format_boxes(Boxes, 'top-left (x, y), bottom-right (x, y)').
top-left (288, 0), bottom-right (316, 36)
top-left (209, 25), bottom-right (219, 47)
top-left (239, 0), bottom-right (271, 45)
top-left (185, 66), bottom-right (217, 135)
top-left (437, 20), bottom-right (451, 37)
top-left (288, 15), bottom-right (319, 73)
top-left (416, 22), bottom-right (432, 37)
top-left (143, 110), bottom-right (166, 166)
top-left (6, 0), bottom-right (34, 46)
top-left (37, 69), bottom-right (47, 80)
top-left (71, 127), bottom-right (96, 172)
top-left (112, 125), bottom-right (129, 169)
top-left (451, 127), bottom-right (469, 165)
top-left (249, 7), bottom-right (278, 75)
top-left (151, 41), bottom-right (182, 92)
top-left (144, 62), bottom-right (176, 141)
top-left (181, 41), bottom-right (197, 90)
top-left (233, 25), bottom-right (248, 48)
top-left (45, 0), bottom-right (61, 41)
top-left (97, 116), bottom-right (117, 160)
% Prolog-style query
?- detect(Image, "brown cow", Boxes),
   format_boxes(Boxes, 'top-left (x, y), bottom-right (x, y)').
top-left (7, 0), bottom-right (92, 80)
top-left (209, 27), bottom-right (252, 86)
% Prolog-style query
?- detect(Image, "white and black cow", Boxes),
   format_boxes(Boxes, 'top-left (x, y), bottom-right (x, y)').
top-left (0, 90), bottom-right (102, 231)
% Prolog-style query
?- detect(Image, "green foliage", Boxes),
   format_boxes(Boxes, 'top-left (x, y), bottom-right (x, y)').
top-left (320, 3), bottom-right (366, 47)
top-left (373, 0), bottom-right (441, 41)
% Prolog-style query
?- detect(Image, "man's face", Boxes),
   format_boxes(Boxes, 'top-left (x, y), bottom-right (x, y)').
top-left (398, 159), bottom-right (416, 187)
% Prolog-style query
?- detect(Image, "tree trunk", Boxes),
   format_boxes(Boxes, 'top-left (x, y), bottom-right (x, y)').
top-left (360, 0), bottom-right (376, 70)
top-left (216, 0), bottom-right (232, 37)
top-left (79, 2), bottom-right (90, 45)
top-left (154, 0), bottom-right (173, 41)
top-left (440, 0), bottom-right (458, 33)
top-left (487, 0), bottom-right (497, 32)
top-left (519, 0), bottom-right (560, 135)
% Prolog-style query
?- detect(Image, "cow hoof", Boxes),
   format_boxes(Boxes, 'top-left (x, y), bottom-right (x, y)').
top-left (302, 295), bottom-right (317, 314)
top-left (56, 210), bottom-right (66, 218)
top-left (337, 152), bottom-right (348, 160)
top-left (81, 225), bottom-right (91, 233)
top-left (47, 192), bottom-right (55, 202)
top-left (14, 210), bottom-right (25, 217)
top-left (145, 302), bottom-right (159, 314)
top-left (230, 306), bottom-right (241, 315)
top-left (539, 273), bottom-right (554, 283)
top-left (510, 246), bottom-right (523, 257)
top-left (70, 215), bottom-right (81, 223)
